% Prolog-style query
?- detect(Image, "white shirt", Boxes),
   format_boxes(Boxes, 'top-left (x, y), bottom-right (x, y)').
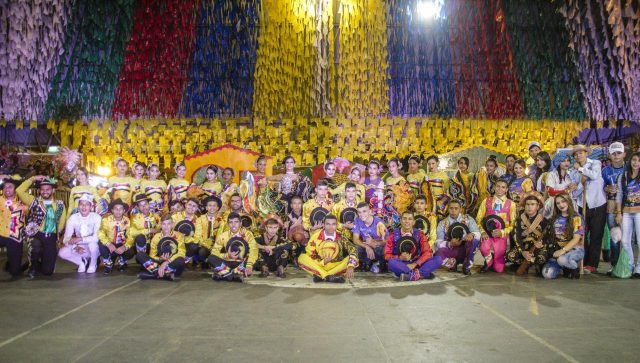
top-left (575, 158), bottom-right (606, 209)
top-left (63, 212), bottom-right (101, 245)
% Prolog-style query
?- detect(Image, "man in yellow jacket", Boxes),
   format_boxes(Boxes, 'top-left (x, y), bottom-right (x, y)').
top-left (137, 214), bottom-right (186, 281)
top-left (128, 193), bottom-right (161, 254)
top-left (206, 212), bottom-right (258, 282)
top-left (98, 199), bottom-right (134, 274)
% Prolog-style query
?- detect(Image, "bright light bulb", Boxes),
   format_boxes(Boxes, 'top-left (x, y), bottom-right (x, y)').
top-left (97, 166), bottom-right (111, 177)
top-left (417, 0), bottom-right (443, 20)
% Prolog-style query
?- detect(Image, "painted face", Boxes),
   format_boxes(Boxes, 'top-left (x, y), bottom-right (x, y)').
top-left (148, 166), bottom-right (160, 180)
top-left (206, 201), bottom-right (219, 215)
top-left (323, 218), bottom-right (337, 235)
top-left (112, 204), bottom-right (125, 219)
top-left (116, 160), bottom-right (128, 176)
top-left (325, 163), bottom-right (336, 178)
top-left (230, 196), bottom-right (243, 211)
top-left (524, 199), bottom-right (540, 217)
top-left (138, 200), bottom-right (150, 215)
top-left (39, 185), bottom-right (53, 199)
top-left (206, 168), bottom-right (217, 182)
top-left (427, 159), bottom-right (438, 172)
top-left (448, 203), bottom-right (461, 219)
top-left (78, 200), bottom-right (92, 216)
top-left (176, 165), bottom-right (186, 178)
top-left (408, 159), bottom-right (419, 173)
top-left (413, 198), bottom-right (426, 213)
top-left (256, 159), bottom-right (267, 174)
top-left (228, 218), bottom-right (241, 233)
top-left (76, 169), bottom-right (88, 185)
top-left (357, 205), bottom-right (371, 221)
top-left (344, 186), bottom-right (357, 202)
top-left (400, 213), bottom-right (414, 231)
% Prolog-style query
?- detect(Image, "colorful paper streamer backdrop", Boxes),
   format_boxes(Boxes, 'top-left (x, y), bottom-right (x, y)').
top-left (180, 0), bottom-right (259, 117)
top-left (45, 0), bottom-right (135, 121)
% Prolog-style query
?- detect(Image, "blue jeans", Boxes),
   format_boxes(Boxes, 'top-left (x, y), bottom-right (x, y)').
top-left (557, 247), bottom-right (585, 269)
top-left (622, 212), bottom-right (640, 273)
top-left (607, 213), bottom-right (620, 266)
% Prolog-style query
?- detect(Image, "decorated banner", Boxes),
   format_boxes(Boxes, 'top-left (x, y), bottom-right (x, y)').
top-left (184, 144), bottom-right (273, 184)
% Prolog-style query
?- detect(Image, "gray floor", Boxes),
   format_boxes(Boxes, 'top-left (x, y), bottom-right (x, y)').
top-left (0, 258), bottom-right (638, 363)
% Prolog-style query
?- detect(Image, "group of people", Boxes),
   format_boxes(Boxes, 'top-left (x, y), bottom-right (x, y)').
top-left (1, 140), bottom-right (639, 284)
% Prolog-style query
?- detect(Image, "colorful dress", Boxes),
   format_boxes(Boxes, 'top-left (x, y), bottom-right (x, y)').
top-left (450, 171), bottom-right (478, 214)
top-left (424, 171), bottom-right (451, 220)
top-left (507, 176), bottom-right (533, 207)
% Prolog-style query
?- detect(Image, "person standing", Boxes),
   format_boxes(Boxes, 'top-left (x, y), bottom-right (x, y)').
top-left (602, 142), bottom-right (626, 270)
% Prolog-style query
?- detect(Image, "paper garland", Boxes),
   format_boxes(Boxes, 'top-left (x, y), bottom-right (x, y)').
top-left (44, 0), bottom-right (135, 120)
top-left (0, 0), bottom-right (71, 121)
top-left (111, 0), bottom-right (198, 119)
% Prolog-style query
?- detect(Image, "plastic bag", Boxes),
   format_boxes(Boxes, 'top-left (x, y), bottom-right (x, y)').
top-left (612, 248), bottom-right (632, 279)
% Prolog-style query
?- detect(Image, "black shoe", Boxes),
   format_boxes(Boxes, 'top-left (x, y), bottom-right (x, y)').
top-left (211, 274), bottom-right (223, 281)
top-left (479, 264), bottom-right (490, 273)
top-left (632, 273), bottom-right (640, 279)
top-left (325, 275), bottom-right (345, 283)
top-left (162, 273), bottom-right (175, 281)
top-left (117, 263), bottom-right (127, 272)
top-left (425, 273), bottom-right (436, 280)
top-left (313, 275), bottom-right (324, 283)
top-left (463, 267), bottom-right (471, 275)
top-left (448, 266), bottom-right (458, 273)
top-left (232, 274), bottom-right (245, 283)
top-left (276, 266), bottom-right (286, 278)
top-left (137, 271), bottom-right (156, 280)
top-left (562, 268), bottom-right (570, 278)
top-left (103, 266), bottom-right (113, 275)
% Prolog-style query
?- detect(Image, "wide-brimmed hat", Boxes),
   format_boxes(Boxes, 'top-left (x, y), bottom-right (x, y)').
top-left (518, 191), bottom-right (545, 210)
top-left (339, 207), bottom-right (357, 224)
top-left (310, 207), bottom-right (330, 225)
top-left (133, 193), bottom-right (150, 205)
top-left (37, 177), bottom-right (58, 188)
top-left (447, 222), bottom-right (470, 240)
top-left (226, 236), bottom-right (249, 260)
top-left (109, 198), bottom-right (129, 211)
top-left (175, 220), bottom-right (195, 236)
top-left (414, 215), bottom-right (431, 232)
top-left (481, 215), bottom-right (505, 235)
top-left (571, 144), bottom-right (590, 155)
top-left (1, 175), bottom-right (23, 187)
top-left (398, 235), bottom-right (418, 257)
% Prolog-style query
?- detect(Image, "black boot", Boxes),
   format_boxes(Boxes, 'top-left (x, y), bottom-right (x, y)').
top-left (325, 275), bottom-right (345, 283)
top-left (313, 275), bottom-right (324, 283)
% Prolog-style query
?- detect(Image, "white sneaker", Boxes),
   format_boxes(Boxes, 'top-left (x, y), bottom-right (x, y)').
top-left (87, 264), bottom-right (97, 273)
top-left (77, 259), bottom-right (87, 273)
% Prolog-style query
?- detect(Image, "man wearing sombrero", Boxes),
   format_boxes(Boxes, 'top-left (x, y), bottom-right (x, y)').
top-left (98, 199), bottom-right (134, 274)
top-left (384, 211), bottom-right (442, 281)
top-left (128, 193), bottom-right (161, 255)
top-left (572, 144), bottom-right (606, 274)
top-left (298, 214), bottom-right (358, 283)
top-left (331, 182), bottom-right (359, 242)
top-left (16, 175), bottom-right (66, 278)
top-left (0, 174), bottom-right (29, 276)
top-left (137, 214), bottom-right (186, 281)
top-left (206, 212), bottom-right (258, 282)
top-left (476, 179), bottom-right (517, 273)
top-left (434, 200), bottom-right (481, 275)
top-left (507, 192), bottom-right (552, 276)
top-left (302, 180), bottom-right (334, 233)
top-left (59, 195), bottom-right (102, 273)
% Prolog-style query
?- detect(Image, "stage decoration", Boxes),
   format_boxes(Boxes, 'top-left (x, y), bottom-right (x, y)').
top-left (180, 0), bottom-right (259, 117)
top-left (45, 0), bottom-right (135, 120)
top-left (332, 0), bottom-right (390, 118)
top-left (0, 0), bottom-right (71, 121)
top-left (446, 0), bottom-right (523, 118)
top-left (183, 144), bottom-right (273, 184)
top-left (387, 0), bottom-right (455, 117)
top-left (111, 0), bottom-right (198, 119)
top-left (560, 0), bottom-right (640, 121)
top-left (502, 0), bottom-right (585, 120)
top-left (51, 147), bottom-right (82, 186)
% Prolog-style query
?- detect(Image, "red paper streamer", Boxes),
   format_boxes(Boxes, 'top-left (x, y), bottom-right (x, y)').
top-left (447, 0), bottom-right (522, 118)
top-left (112, 0), bottom-right (198, 119)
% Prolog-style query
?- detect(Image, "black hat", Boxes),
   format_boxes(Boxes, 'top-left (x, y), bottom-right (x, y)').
top-left (339, 207), bottom-right (357, 224)
top-left (226, 236), bottom-right (249, 260)
top-left (414, 215), bottom-right (431, 233)
top-left (202, 195), bottom-right (222, 209)
top-left (109, 198), bottom-right (129, 211)
top-left (398, 236), bottom-right (418, 256)
top-left (133, 193), bottom-right (150, 205)
top-left (175, 220), bottom-right (196, 237)
top-left (240, 215), bottom-right (253, 228)
top-left (310, 207), bottom-right (329, 225)
top-left (447, 222), bottom-right (470, 240)
top-left (157, 237), bottom-right (178, 256)
top-left (1, 175), bottom-right (22, 187)
top-left (482, 215), bottom-right (505, 235)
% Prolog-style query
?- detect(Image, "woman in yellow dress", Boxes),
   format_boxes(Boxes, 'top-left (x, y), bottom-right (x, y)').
top-left (167, 162), bottom-right (191, 203)
top-left (107, 158), bottom-right (136, 205)
top-left (424, 155), bottom-right (451, 220)
top-left (131, 161), bottom-right (146, 196)
top-left (405, 154), bottom-right (426, 194)
top-left (449, 157), bottom-right (478, 215)
top-left (384, 158), bottom-right (406, 187)
top-left (200, 166), bottom-right (222, 197)
top-left (141, 163), bottom-right (167, 214)
top-left (67, 167), bottom-right (104, 218)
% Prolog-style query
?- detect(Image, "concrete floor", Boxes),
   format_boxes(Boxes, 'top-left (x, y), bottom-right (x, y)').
top-left (0, 258), bottom-right (639, 363)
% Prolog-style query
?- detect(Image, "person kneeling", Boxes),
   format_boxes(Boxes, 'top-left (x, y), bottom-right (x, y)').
top-left (541, 194), bottom-right (585, 279)
top-left (98, 199), bottom-right (134, 274)
top-left (137, 214), bottom-right (186, 281)
top-left (206, 212), bottom-right (258, 282)
top-left (507, 192), bottom-right (552, 276)
top-left (59, 196), bottom-right (101, 273)
top-left (385, 211), bottom-right (442, 281)
top-left (255, 215), bottom-right (291, 278)
top-left (298, 215), bottom-right (358, 283)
